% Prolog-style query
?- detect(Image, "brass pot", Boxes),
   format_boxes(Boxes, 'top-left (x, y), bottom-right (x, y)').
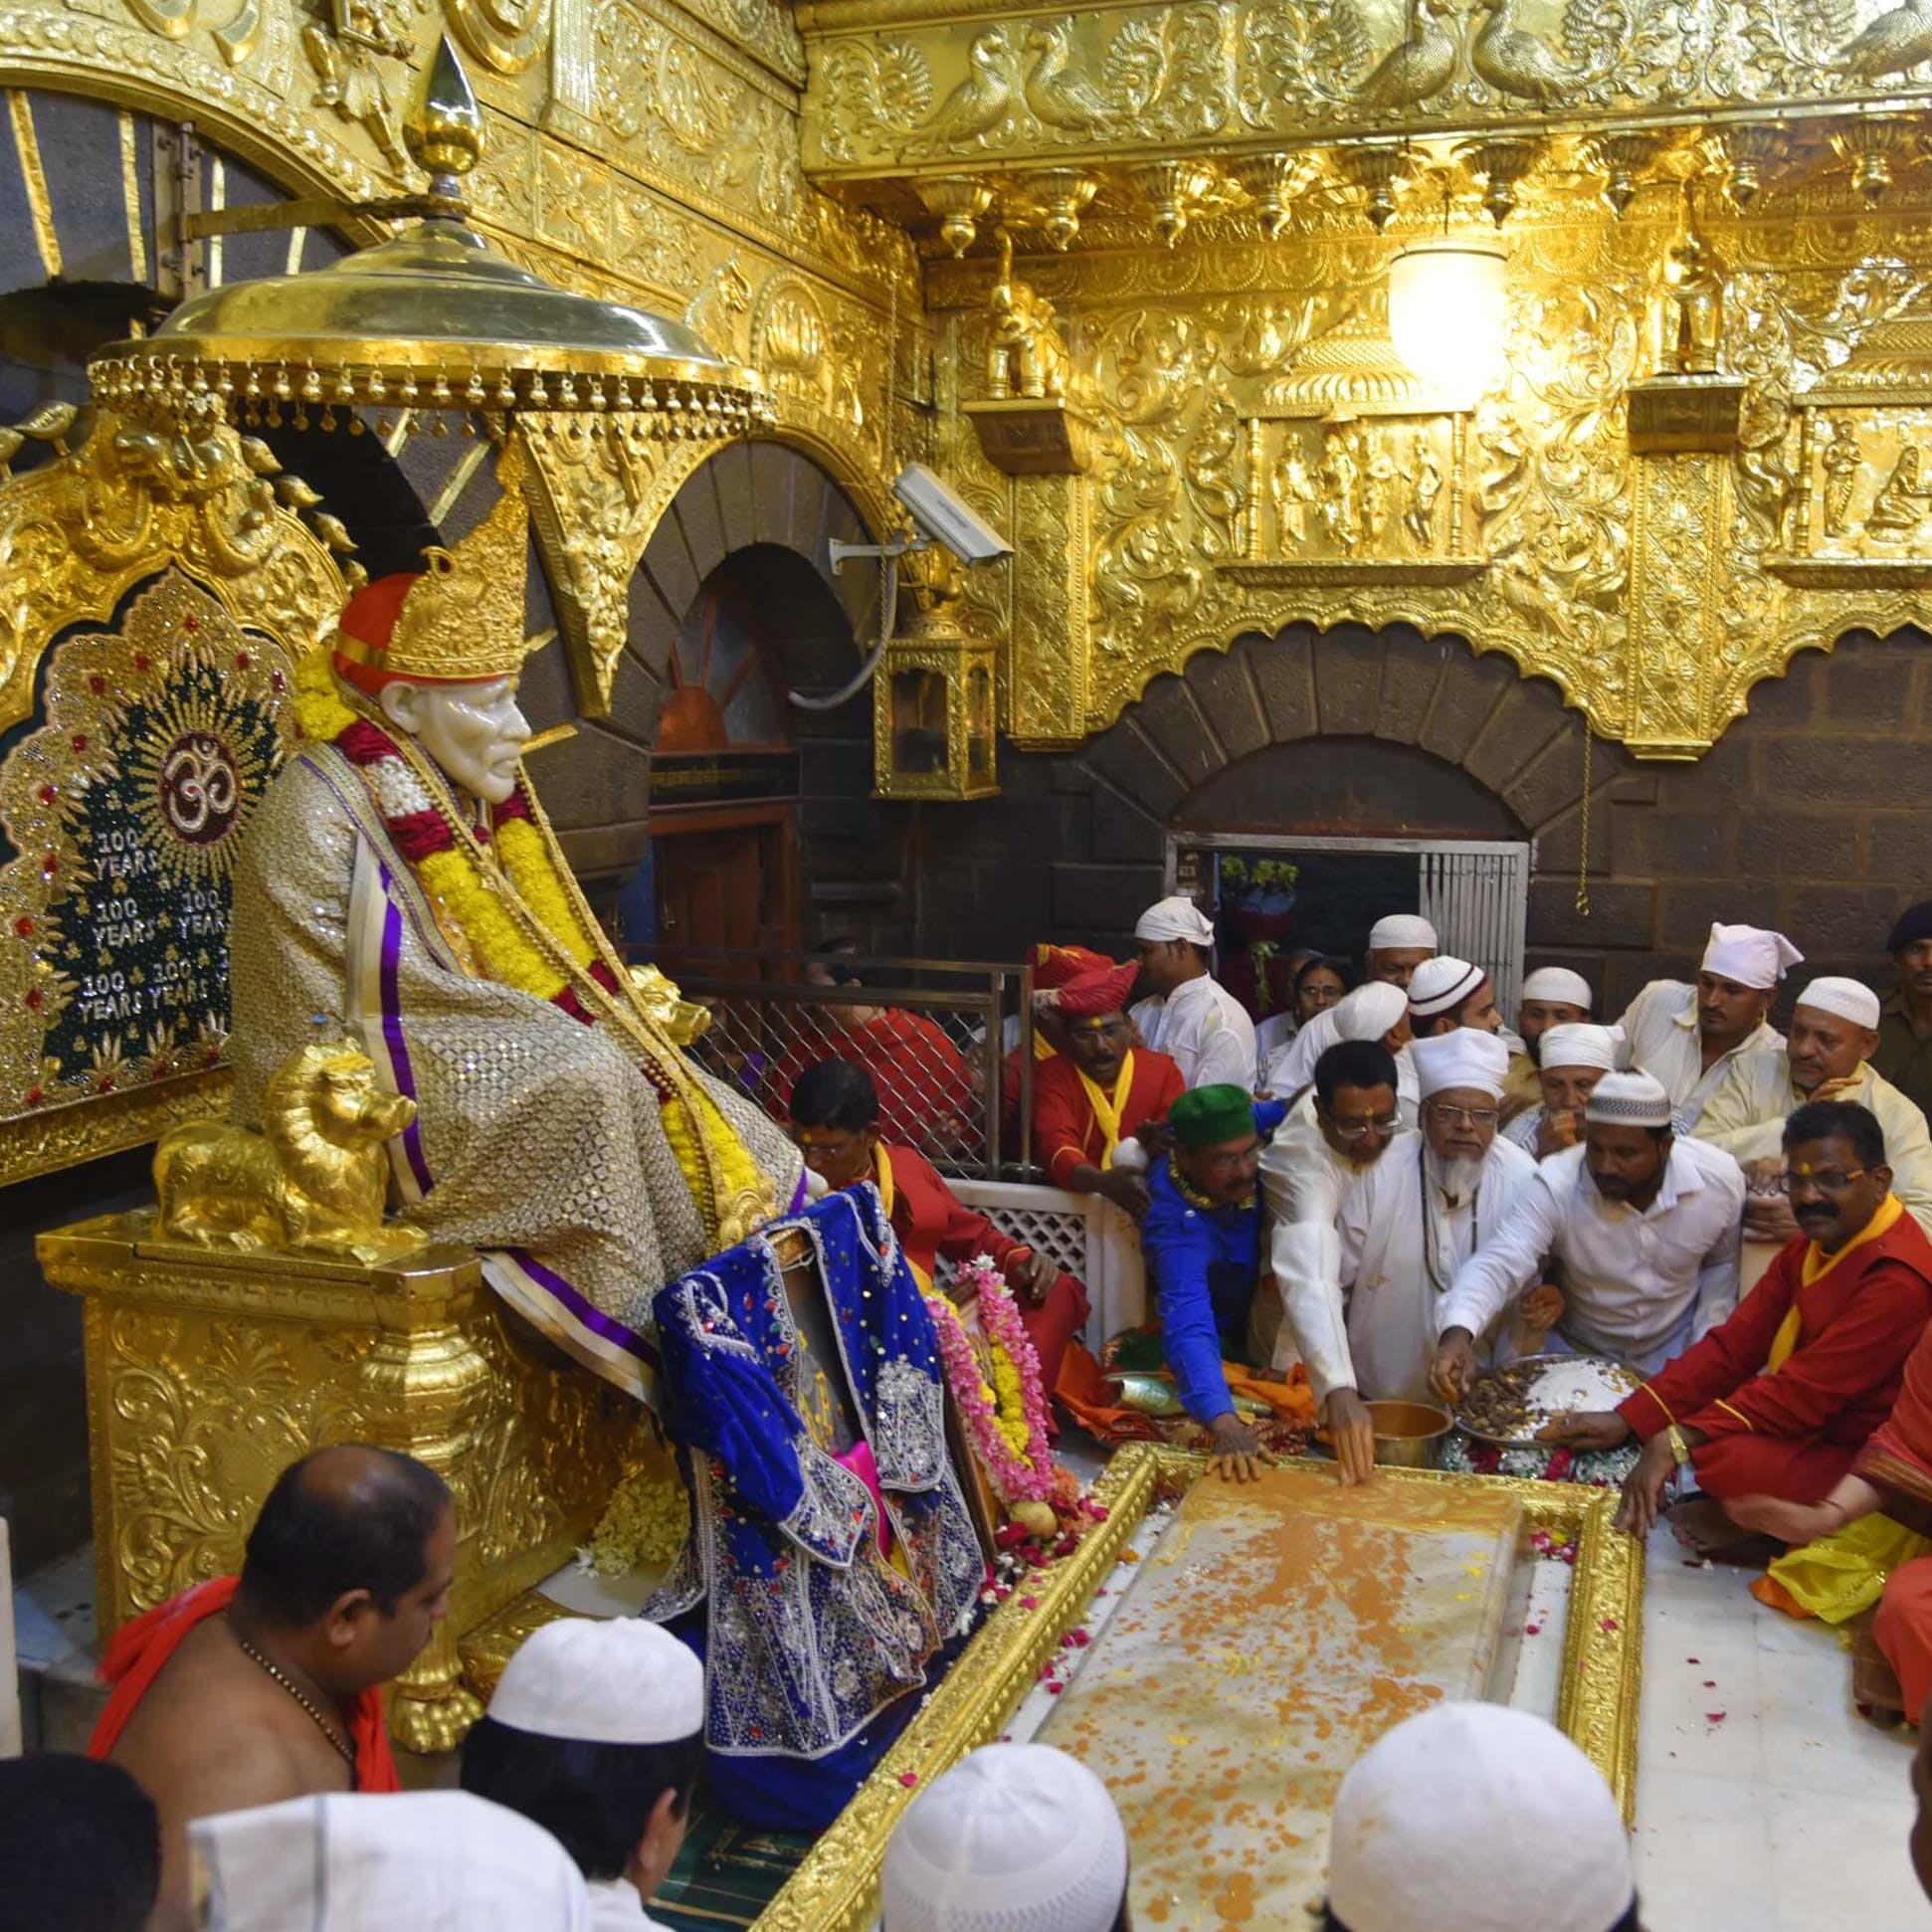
top-left (1365, 1398), bottom-right (1454, 1469)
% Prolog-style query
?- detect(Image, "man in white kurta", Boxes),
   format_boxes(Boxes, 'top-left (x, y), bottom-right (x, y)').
top-left (467, 1619), bottom-right (699, 1932)
top-left (1696, 976), bottom-right (1932, 1239)
top-left (1502, 966), bottom-right (1595, 1125)
top-left (1131, 895), bottom-right (1256, 1090)
top-left (1434, 1071), bottom-right (1746, 1393)
top-left (1334, 1030), bottom-right (1539, 1403)
top-left (1501, 1023), bottom-right (1618, 1158)
top-left (1257, 1038), bottom-right (1403, 1481)
top-left (1264, 980), bottom-right (1417, 1124)
top-left (1616, 921), bottom-right (1798, 1129)
top-left (1363, 911), bottom-right (1438, 991)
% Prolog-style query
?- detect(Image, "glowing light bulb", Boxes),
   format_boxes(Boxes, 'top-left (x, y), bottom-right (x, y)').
top-left (1387, 238), bottom-right (1508, 402)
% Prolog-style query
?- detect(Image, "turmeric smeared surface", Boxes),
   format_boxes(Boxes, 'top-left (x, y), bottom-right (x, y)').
top-left (1037, 1463), bottom-right (1522, 1928)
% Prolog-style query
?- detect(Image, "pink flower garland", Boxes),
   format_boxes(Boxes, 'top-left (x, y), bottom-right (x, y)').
top-left (926, 1255), bottom-right (1054, 1505)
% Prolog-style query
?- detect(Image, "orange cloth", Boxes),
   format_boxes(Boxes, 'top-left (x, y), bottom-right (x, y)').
top-left (768, 1009), bottom-right (975, 1153)
top-left (1052, 1341), bottom-right (1317, 1446)
top-left (88, 1576), bottom-right (400, 1795)
top-left (1033, 1049), bottom-right (1186, 1190)
top-left (1875, 1554), bottom-right (1932, 1716)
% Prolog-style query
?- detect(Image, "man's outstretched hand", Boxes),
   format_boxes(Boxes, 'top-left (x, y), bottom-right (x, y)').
top-left (1429, 1330), bottom-right (1479, 1406)
top-left (1208, 1414), bottom-right (1270, 1484)
top-left (1321, 1387), bottom-right (1378, 1486)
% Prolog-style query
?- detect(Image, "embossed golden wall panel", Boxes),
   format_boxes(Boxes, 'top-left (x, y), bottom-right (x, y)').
top-left (920, 183), bottom-right (1932, 755)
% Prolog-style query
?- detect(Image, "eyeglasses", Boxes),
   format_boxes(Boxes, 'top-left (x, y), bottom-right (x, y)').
top-left (1775, 1167), bottom-right (1868, 1195)
top-left (1329, 1114), bottom-right (1402, 1142)
top-left (1426, 1102), bottom-right (1499, 1128)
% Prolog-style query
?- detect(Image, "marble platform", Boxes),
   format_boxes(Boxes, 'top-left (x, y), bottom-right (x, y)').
top-left (1003, 1446), bottom-right (1929, 1931)
top-left (1036, 1463), bottom-right (1525, 1925)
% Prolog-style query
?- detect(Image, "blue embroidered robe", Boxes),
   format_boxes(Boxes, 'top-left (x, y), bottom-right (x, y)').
top-left (647, 1187), bottom-right (981, 1775)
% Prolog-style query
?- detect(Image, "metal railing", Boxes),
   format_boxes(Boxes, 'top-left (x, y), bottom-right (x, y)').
top-left (625, 946), bottom-right (1036, 1180)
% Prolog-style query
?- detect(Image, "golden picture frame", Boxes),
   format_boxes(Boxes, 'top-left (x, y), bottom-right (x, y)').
top-left (756, 1445), bottom-right (1644, 1932)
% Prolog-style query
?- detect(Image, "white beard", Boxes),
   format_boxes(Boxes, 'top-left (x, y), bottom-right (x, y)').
top-left (1426, 1147), bottom-right (1484, 1204)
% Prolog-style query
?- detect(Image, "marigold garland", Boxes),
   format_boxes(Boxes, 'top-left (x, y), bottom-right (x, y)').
top-left (416, 845), bottom-right (568, 1002)
top-left (496, 816), bottom-right (597, 966)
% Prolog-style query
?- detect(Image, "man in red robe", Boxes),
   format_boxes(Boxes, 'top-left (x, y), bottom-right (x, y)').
top-left (767, 945), bottom-right (976, 1158)
top-left (789, 1058), bottom-right (1090, 1400)
top-left (1000, 942), bottom-right (1112, 1145)
top-left (1545, 1100), bottom-right (1932, 1556)
top-left (90, 1445), bottom-right (456, 1909)
top-left (1033, 961), bottom-right (1187, 1221)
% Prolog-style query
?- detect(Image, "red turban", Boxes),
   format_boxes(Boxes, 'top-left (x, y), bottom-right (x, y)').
top-left (333, 572), bottom-right (424, 696)
top-left (1057, 960), bottom-right (1140, 1019)
top-left (1033, 943), bottom-right (1113, 992)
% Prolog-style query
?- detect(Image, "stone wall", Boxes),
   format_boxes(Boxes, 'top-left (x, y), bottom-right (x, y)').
top-left (910, 622), bottom-right (1932, 1019)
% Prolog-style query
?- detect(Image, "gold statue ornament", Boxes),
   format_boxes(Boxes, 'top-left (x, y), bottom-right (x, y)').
top-left (1662, 204), bottom-right (1724, 377)
top-left (154, 1025), bottom-right (427, 1262)
top-left (985, 228), bottom-right (1070, 402)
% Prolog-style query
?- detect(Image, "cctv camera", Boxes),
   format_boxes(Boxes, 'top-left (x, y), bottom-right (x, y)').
top-left (892, 463), bottom-right (1013, 566)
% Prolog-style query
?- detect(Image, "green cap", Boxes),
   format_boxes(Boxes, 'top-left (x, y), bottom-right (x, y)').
top-left (1168, 1084), bottom-right (1256, 1149)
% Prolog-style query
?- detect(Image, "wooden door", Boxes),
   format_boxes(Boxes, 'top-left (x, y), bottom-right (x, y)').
top-left (653, 811), bottom-right (796, 973)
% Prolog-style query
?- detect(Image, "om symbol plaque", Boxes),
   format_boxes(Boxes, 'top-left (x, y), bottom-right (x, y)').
top-left (155, 733), bottom-right (242, 850)
top-left (0, 570), bottom-right (292, 1171)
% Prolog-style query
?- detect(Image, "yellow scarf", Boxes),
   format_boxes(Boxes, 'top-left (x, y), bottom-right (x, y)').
top-left (1768, 1192), bottom-right (1905, 1372)
top-left (871, 1145), bottom-right (934, 1294)
top-left (1075, 1053), bottom-right (1136, 1171)
top-left (1033, 1028), bottom-right (1058, 1062)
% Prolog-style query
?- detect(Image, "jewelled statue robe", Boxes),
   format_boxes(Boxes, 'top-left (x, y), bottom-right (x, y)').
top-left (227, 743), bottom-right (804, 1406)
top-left (647, 1187), bottom-right (982, 1823)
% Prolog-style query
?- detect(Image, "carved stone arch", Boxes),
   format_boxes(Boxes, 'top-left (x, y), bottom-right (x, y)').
top-left (0, 60), bottom-right (388, 225)
top-left (1077, 621), bottom-right (1632, 889)
top-left (516, 437), bottom-right (894, 922)
top-left (0, 83), bottom-right (363, 315)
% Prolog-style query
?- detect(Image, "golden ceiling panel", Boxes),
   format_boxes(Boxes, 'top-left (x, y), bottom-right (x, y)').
top-left (800, 0), bottom-right (1932, 182)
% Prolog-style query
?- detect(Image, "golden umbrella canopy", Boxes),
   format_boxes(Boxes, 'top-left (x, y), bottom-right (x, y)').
top-left (88, 38), bottom-right (770, 441)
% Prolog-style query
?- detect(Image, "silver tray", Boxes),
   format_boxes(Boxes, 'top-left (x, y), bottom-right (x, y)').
top-left (1454, 1350), bottom-right (1642, 1450)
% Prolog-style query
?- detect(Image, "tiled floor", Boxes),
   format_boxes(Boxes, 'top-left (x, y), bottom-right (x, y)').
top-left (1633, 1526), bottom-right (1928, 1929)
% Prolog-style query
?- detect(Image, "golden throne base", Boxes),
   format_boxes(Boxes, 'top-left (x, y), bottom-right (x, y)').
top-left (38, 1211), bottom-right (651, 1754)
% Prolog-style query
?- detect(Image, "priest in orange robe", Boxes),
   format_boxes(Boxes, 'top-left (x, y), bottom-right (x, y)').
top-left (1031, 961), bottom-right (1188, 1221)
top-left (1546, 1100), bottom-right (1932, 1558)
top-left (767, 947), bottom-right (977, 1158)
top-left (88, 1447), bottom-right (453, 1908)
top-left (788, 1058), bottom-right (1091, 1400)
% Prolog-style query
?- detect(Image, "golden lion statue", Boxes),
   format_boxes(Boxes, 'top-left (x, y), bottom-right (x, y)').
top-left (154, 1032), bottom-right (426, 1262)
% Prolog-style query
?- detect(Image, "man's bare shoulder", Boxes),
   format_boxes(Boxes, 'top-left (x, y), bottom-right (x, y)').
top-left (110, 1623), bottom-right (349, 1822)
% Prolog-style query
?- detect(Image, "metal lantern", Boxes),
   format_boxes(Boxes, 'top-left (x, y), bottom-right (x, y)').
top-left (872, 555), bottom-right (998, 800)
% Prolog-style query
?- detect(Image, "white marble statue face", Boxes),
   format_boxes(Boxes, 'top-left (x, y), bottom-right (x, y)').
top-left (378, 676), bottom-right (531, 805)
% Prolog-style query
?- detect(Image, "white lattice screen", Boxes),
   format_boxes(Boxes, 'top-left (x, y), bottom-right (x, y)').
top-left (944, 1179), bottom-right (1147, 1346)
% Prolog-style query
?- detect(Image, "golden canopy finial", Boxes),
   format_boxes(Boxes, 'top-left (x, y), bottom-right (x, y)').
top-left (404, 35), bottom-right (484, 197)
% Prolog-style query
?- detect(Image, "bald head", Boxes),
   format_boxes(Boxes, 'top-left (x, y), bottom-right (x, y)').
top-left (237, 1444), bottom-right (452, 1632)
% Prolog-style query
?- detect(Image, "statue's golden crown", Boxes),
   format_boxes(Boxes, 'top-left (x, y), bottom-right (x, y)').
top-left (335, 449), bottom-right (536, 684)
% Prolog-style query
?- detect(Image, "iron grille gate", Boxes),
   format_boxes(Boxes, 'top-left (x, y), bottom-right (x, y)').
top-left (1166, 833), bottom-right (1534, 1016)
